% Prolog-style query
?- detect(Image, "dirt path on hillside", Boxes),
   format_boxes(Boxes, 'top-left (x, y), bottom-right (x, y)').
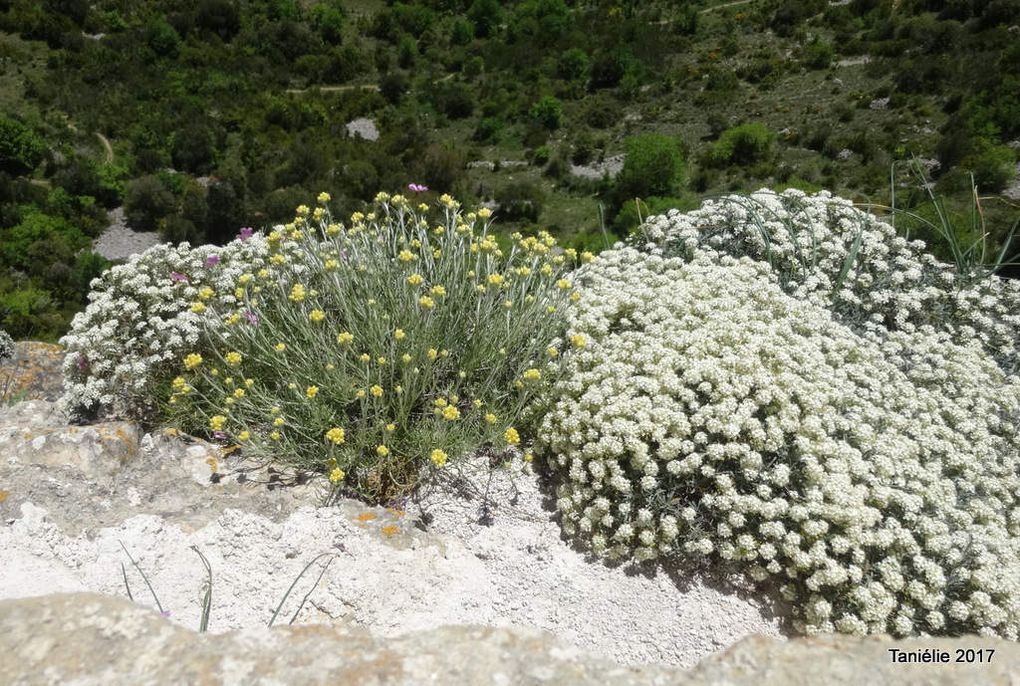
top-left (95, 132), bottom-right (113, 164)
top-left (285, 84), bottom-right (380, 94)
top-left (651, 0), bottom-right (756, 23)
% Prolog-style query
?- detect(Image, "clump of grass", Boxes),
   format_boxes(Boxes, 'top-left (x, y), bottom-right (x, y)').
top-left (166, 191), bottom-right (588, 501)
top-left (878, 159), bottom-right (1020, 284)
top-left (119, 541), bottom-right (336, 631)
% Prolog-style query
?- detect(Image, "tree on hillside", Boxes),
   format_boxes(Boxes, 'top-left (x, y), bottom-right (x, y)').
top-left (0, 116), bottom-right (45, 176)
top-left (614, 133), bottom-right (685, 204)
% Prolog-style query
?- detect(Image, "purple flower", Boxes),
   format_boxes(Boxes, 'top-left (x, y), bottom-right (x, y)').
top-left (238, 227), bottom-right (254, 241)
top-left (76, 354), bottom-right (89, 372)
top-left (170, 271), bottom-right (189, 283)
top-left (213, 431), bottom-right (227, 441)
top-left (408, 183), bottom-right (428, 193)
top-left (204, 254), bottom-right (221, 268)
top-left (243, 310), bottom-right (259, 325)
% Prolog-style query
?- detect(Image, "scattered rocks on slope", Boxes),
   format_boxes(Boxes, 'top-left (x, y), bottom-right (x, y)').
top-left (569, 154), bottom-right (625, 180)
top-left (92, 207), bottom-right (162, 262)
top-left (1003, 161), bottom-right (1020, 201)
top-left (346, 118), bottom-right (380, 141)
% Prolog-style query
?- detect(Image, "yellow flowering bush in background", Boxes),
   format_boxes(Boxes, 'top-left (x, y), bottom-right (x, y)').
top-left (167, 192), bottom-right (579, 500)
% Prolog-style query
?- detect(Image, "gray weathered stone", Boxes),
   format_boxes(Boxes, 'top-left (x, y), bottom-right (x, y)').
top-left (1, 593), bottom-right (1017, 685)
top-left (687, 632), bottom-right (1019, 685)
top-left (0, 593), bottom-right (684, 686)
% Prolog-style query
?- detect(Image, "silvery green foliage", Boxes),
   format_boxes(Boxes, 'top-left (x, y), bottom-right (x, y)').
top-left (538, 242), bottom-right (1020, 638)
top-left (0, 329), bottom-right (14, 363)
top-left (641, 189), bottom-right (1020, 376)
top-left (59, 236), bottom-right (268, 422)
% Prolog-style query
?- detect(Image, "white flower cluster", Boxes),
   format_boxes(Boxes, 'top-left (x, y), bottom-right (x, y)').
top-left (641, 189), bottom-right (1020, 375)
top-left (59, 236), bottom-right (268, 422)
top-left (538, 244), bottom-right (1020, 638)
top-left (0, 328), bottom-right (13, 363)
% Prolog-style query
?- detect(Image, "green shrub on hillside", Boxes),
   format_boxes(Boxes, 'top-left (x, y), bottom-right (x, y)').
top-left (0, 116), bottom-right (45, 176)
top-left (125, 175), bottom-right (176, 232)
top-left (614, 133), bottom-right (685, 203)
top-left (710, 123), bottom-right (775, 166)
top-left (529, 95), bottom-right (563, 130)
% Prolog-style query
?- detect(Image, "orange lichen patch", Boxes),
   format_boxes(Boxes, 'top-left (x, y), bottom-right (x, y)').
top-left (0, 490), bottom-right (8, 504)
top-left (206, 457), bottom-right (219, 474)
top-left (220, 445), bottom-right (241, 457)
top-left (113, 427), bottom-right (138, 453)
top-left (163, 428), bottom-right (180, 438)
top-left (380, 524), bottom-right (400, 536)
top-left (22, 432), bottom-right (32, 440)
top-left (0, 342), bottom-right (67, 402)
top-left (386, 508), bottom-right (406, 518)
top-left (356, 512), bottom-right (377, 522)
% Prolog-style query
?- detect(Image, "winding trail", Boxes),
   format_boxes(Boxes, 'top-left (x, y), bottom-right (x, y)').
top-left (284, 84), bottom-right (380, 94)
top-left (650, 0), bottom-right (756, 23)
top-left (95, 132), bottom-right (113, 164)
top-left (700, 0), bottom-right (756, 12)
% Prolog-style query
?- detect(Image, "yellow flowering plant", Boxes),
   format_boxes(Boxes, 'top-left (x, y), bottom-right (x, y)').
top-left (166, 191), bottom-right (580, 501)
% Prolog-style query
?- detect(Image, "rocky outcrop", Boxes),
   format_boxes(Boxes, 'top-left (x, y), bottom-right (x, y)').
top-left (0, 341), bottom-right (65, 402)
top-left (2, 593), bottom-right (1016, 686)
top-left (0, 399), bottom-right (783, 669)
top-left (0, 593), bottom-right (683, 686)
top-left (0, 400), bottom-right (321, 535)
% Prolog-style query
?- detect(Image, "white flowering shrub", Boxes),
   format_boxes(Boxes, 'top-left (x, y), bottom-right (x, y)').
top-left (59, 233), bottom-right (269, 422)
top-left (641, 189), bottom-right (1020, 376)
top-left (0, 329), bottom-right (13, 363)
top-left (538, 238), bottom-right (1020, 638)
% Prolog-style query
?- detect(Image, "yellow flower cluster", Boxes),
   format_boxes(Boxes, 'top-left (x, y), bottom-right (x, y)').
top-left (174, 192), bottom-right (577, 497)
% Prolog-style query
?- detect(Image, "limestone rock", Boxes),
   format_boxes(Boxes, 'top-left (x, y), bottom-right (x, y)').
top-left (0, 342), bottom-right (65, 402)
top-left (0, 400), bottom-right (321, 535)
top-left (0, 407), bottom-right (140, 478)
top-left (0, 593), bottom-right (683, 686)
top-left (2, 593), bottom-right (1018, 685)
top-left (687, 632), bottom-right (1019, 685)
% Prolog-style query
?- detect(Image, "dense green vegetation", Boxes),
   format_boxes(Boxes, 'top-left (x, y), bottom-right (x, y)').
top-left (1, 0), bottom-right (1019, 340)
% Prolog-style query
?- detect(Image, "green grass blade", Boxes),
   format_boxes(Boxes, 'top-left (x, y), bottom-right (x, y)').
top-left (268, 552), bottom-right (336, 628)
top-left (190, 545), bottom-right (213, 633)
top-left (120, 562), bottom-right (134, 603)
top-left (833, 222), bottom-right (866, 294)
top-left (288, 555), bottom-right (336, 625)
top-left (119, 540), bottom-right (165, 615)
